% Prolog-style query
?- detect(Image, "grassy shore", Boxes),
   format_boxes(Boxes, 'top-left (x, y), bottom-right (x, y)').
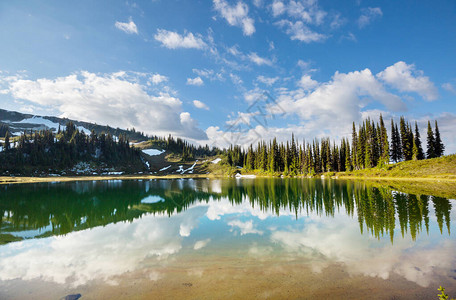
top-left (335, 154), bottom-right (456, 180)
top-left (0, 173), bottom-right (225, 185)
top-left (2, 154), bottom-right (455, 188)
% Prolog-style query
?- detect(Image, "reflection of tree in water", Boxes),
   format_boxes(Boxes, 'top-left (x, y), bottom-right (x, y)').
top-left (0, 179), bottom-right (452, 244)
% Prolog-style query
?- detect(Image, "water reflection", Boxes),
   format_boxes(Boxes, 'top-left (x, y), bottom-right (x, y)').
top-left (0, 178), bottom-right (454, 295)
top-left (0, 179), bottom-right (452, 243)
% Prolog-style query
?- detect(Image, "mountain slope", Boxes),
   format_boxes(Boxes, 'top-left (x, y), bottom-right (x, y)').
top-left (0, 108), bottom-right (148, 141)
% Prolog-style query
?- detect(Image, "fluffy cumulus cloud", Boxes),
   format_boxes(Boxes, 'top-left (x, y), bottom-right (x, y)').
top-left (154, 29), bottom-right (206, 49)
top-left (193, 100), bottom-right (209, 110)
top-left (115, 18), bottom-right (138, 34)
top-left (213, 0), bottom-right (255, 36)
top-left (358, 7), bottom-right (383, 28)
top-left (207, 63), bottom-right (436, 148)
top-left (187, 76), bottom-right (204, 86)
top-left (377, 61), bottom-right (438, 100)
top-left (2, 71), bottom-right (207, 140)
top-left (298, 74), bottom-right (318, 90)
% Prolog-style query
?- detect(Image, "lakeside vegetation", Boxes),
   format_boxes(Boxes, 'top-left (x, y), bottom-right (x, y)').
top-left (225, 115), bottom-right (447, 177)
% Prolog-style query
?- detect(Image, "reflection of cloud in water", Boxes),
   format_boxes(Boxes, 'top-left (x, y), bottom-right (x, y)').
top-left (1, 195), bottom-right (454, 289)
top-left (205, 197), bottom-right (295, 220)
top-left (0, 206), bottom-right (207, 287)
top-left (270, 213), bottom-right (456, 287)
top-left (194, 239), bottom-right (211, 250)
top-left (228, 220), bottom-right (263, 235)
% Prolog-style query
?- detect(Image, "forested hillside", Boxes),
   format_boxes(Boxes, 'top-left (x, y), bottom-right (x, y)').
top-left (0, 122), bottom-right (144, 175)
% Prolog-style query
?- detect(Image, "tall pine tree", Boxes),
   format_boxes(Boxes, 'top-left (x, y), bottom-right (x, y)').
top-left (414, 122), bottom-right (424, 160)
top-left (426, 121), bottom-right (435, 159)
top-left (434, 120), bottom-right (445, 157)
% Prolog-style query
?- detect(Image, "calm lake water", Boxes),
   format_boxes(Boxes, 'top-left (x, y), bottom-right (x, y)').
top-left (0, 178), bottom-right (455, 299)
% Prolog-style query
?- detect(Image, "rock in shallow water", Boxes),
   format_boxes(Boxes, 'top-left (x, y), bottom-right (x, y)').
top-left (61, 294), bottom-right (82, 300)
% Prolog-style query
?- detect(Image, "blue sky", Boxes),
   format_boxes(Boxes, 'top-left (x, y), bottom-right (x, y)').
top-left (0, 0), bottom-right (455, 151)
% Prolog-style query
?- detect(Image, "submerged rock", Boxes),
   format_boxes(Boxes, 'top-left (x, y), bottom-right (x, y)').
top-left (61, 294), bottom-right (82, 300)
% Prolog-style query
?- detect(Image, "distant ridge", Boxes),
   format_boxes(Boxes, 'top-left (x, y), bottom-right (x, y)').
top-left (0, 108), bottom-right (148, 141)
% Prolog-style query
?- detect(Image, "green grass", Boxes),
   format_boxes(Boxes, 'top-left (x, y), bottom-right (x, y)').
top-left (338, 154), bottom-right (456, 180)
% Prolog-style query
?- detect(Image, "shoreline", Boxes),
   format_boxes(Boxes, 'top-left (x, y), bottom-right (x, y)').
top-left (1, 173), bottom-right (456, 185)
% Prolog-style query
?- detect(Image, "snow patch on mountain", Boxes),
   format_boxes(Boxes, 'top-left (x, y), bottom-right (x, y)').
top-left (142, 149), bottom-right (165, 156)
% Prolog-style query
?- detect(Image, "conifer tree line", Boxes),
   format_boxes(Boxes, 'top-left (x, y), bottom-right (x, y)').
top-left (226, 115), bottom-right (445, 174)
top-left (148, 134), bottom-right (220, 161)
top-left (0, 121), bottom-right (143, 173)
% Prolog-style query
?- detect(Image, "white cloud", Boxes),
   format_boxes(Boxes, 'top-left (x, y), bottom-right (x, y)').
top-left (243, 88), bottom-right (265, 103)
top-left (248, 52), bottom-right (273, 66)
top-left (193, 68), bottom-right (224, 81)
top-left (208, 64), bottom-right (413, 148)
top-left (230, 73), bottom-right (243, 86)
top-left (115, 18), bottom-right (138, 34)
top-left (187, 76), bottom-right (204, 86)
top-left (377, 61), bottom-right (438, 101)
top-left (193, 100), bottom-right (209, 110)
top-left (341, 32), bottom-right (357, 42)
top-left (150, 73), bottom-right (168, 84)
top-left (358, 7), bottom-right (383, 28)
top-left (213, 0), bottom-right (255, 36)
top-left (276, 20), bottom-right (326, 43)
top-left (271, 0), bottom-right (327, 25)
top-left (257, 75), bottom-right (279, 86)
top-left (2, 71), bottom-right (207, 140)
top-left (226, 111), bottom-right (259, 126)
top-left (442, 82), bottom-right (456, 94)
top-left (253, 0), bottom-right (263, 8)
top-left (298, 74), bottom-right (318, 90)
top-left (330, 13), bottom-right (346, 29)
top-left (154, 29), bottom-right (206, 49)
top-left (272, 0), bottom-right (286, 16)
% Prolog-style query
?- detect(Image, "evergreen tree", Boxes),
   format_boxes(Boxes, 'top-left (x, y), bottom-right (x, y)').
top-left (351, 122), bottom-right (358, 170)
top-left (412, 136), bottom-right (419, 160)
top-left (434, 120), bottom-right (445, 157)
top-left (414, 122), bottom-right (424, 160)
top-left (364, 120), bottom-right (373, 168)
top-left (400, 116), bottom-right (412, 160)
top-left (357, 125), bottom-right (365, 169)
top-left (390, 119), bottom-right (402, 163)
top-left (378, 114), bottom-right (389, 166)
top-left (344, 138), bottom-right (352, 171)
top-left (4, 131), bottom-right (10, 151)
top-left (426, 121), bottom-right (435, 159)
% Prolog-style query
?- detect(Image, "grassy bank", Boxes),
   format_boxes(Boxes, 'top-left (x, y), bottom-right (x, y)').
top-left (2, 154), bottom-right (455, 186)
top-left (336, 154), bottom-right (456, 180)
top-left (0, 173), bottom-right (225, 185)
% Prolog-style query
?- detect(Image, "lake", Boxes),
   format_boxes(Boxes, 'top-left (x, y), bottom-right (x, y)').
top-left (0, 178), bottom-right (455, 299)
